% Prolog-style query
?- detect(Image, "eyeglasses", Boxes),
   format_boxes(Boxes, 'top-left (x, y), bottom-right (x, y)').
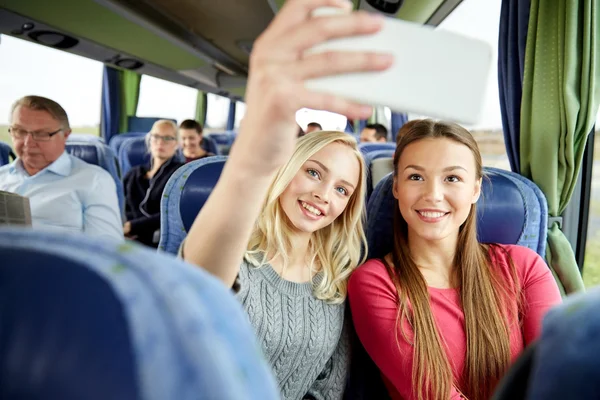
top-left (8, 127), bottom-right (62, 142)
top-left (150, 134), bottom-right (177, 143)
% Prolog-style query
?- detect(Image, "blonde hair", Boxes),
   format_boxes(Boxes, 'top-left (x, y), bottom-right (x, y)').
top-left (245, 131), bottom-right (368, 304)
top-left (145, 119), bottom-right (179, 150)
top-left (11, 95), bottom-right (71, 130)
top-left (388, 119), bottom-right (521, 400)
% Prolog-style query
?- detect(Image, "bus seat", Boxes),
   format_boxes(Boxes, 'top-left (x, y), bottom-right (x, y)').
top-left (366, 167), bottom-right (549, 259)
top-left (67, 133), bottom-right (105, 143)
top-left (201, 135), bottom-right (221, 156)
top-left (65, 141), bottom-right (125, 218)
top-left (0, 141), bottom-right (16, 166)
top-left (127, 116), bottom-right (176, 133)
top-left (108, 132), bottom-right (146, 157)
top-left (371, 157), bottom-right (393, 188)
top-left (363, 149), bottom-right (395, 199)
top-left (493, 287), bottom-right (600, 400)
top-left (119, 137), bottom-right (187, 176)
top-left (207, 131), bottom-right (236, 155)
top-left (0, 228), bottom-right (279, 400)
top-left (358, 142), bottom-right (396, 156)
top-left (159, 156), bottom-right (227, 254)
top-left (118, 137), bottom-right (149, 176)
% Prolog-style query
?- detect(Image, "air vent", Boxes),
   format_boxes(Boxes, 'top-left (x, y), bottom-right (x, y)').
top-left (28, 31), bottom-right (79, 49)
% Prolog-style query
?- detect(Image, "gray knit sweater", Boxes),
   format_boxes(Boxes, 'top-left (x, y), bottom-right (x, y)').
top-left (237, 260), bottom-right (349, 400)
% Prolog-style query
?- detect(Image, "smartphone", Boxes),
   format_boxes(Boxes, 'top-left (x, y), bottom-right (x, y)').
top-left (305, 8), bottom-right (493, 124)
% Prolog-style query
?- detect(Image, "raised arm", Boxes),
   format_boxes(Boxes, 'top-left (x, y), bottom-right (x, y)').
top-left (182, 0), bottom-right (392, 287)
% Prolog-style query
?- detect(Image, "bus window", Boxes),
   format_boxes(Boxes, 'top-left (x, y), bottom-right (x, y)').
top-left (404, 0), bottom-right (510, 170)
top-left (295, 108), bottom-right (347, 132)
top-left (235, 101), bottom-right (246, 130)
top-left (0, 35), bottom-right (103, 141)
top-left (136, 75), bottom-right (196, 125)
top-left (205, 93), bottom-right (230, 130)
top-left (582, 111), bottom-right (600, 288)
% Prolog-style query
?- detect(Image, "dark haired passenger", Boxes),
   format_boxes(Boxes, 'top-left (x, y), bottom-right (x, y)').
top-left (360, 123), bottom-right (388, 143)
top-left (178, 119), bottom-right (215, 163)
top-left (123, 120), bottom-right (184, 247)
top-left (349, 119), bottom-right (562, 400)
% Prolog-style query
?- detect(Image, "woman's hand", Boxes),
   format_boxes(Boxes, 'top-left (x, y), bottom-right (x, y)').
top-left (230, 0), bottom-right (393, 176)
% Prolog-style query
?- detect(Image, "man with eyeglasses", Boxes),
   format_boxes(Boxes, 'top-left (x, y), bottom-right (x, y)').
top-left (0, 95), bottom-right (122, 240)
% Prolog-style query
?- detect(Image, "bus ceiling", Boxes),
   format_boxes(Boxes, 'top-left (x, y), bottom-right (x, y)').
top-left (0, 0), bottom-right (461, 98)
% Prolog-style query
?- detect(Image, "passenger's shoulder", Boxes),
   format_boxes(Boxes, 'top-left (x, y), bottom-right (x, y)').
top-left (490, 243), bottom-right (540, 264)
top-left (349, 258), bottom-right (391, 286)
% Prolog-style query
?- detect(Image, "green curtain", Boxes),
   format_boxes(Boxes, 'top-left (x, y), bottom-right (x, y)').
top-left (118, 70), bottom-right (141, 133)
top-left (520, 0), bottom-right (600, 294)
top-left (195, 90), bottom-right (208, 126)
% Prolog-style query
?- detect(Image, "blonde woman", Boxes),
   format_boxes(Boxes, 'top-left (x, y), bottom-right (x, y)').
top-left (123, 120), bottom-right (183, 247)
top-left (180, 0), bottom-right (393, 398)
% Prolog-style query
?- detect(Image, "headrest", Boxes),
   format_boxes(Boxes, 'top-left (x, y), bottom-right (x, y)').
top-left (108, 132), bottom-right (146, 156)
top-left (67, 133), bottom-right (105, 143)
top-left (66, 142), bottom-right (100, 165)
top-left (127, 117), bottom-right (176, 133)
top-left (0, 141), bottom-right (15, 166)
top-left (364, 149), bottom-right (395, 163)
top-left (0, 228), bottom-right (279, 400)
top-left (65, 141), bottom-right (125, 217)
top-left (358, 142), bottom-right (396, 155)
top-left (118, 137), bottom-right (149, 176)
top-left (366, 167), bottom-right (548, 259)
top-left (201, 135), bottom-right (220, 155)
top-left (159, 157), bottom-right (227, 254)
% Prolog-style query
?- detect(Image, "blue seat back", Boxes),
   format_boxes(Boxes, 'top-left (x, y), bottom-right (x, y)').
top-left (67, 133), bottom-right (105, 143)
top-left (207, 132), bottom-right (236, 155)
top-left (108, 132), bottom-right (146, 156)
top-left (0, 228), bottom-right (279, 400)
top-left (118, 137), bottom-right (149, 176)
top-left (0, 141), bottom-right (15, 166)
top-left (201, 135), bottom-right (221, 156)
top-left (65, 141), bottom-right (125, 218)
top-left (363, 149), bottom-right (395, 199)
top-left (159, 157), bottom-right (227, 254)
top-left (128, 116), bottom-right (176, 133)
top-left (358, 142), bottom-right (396, 156)
top-left (366, 167), bottom-right (549, 259)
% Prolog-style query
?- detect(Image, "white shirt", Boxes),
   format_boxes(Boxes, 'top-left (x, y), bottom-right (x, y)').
top-left (0, 151), bottom-right (123, 241)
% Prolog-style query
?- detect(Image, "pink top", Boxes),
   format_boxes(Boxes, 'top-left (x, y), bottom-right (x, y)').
top-left (348, 244), bottom-right (562, 400)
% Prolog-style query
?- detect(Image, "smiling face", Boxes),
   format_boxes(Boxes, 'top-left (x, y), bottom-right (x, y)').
top-left (279, 142), bottom-right (361, 236)
top-left (394, 137), bottom-right (481, 245)
top-left (179, 128), bottom-right (202, 157)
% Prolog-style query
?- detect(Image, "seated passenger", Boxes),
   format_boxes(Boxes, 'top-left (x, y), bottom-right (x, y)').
top-left (0, 95), bottom-right (122, 241)
top-left (179, 1), bottom-right (393, 398)
top-left (306, 122), bottom-right (323, 133)
top-left (178, 119), bottom-right (215, 162)
top-left (360, 123), bottom-right (388, 143)
top-left (348, 119), bottom-right (562, 400)
top-left (123, 120), bottom-right (184, 247)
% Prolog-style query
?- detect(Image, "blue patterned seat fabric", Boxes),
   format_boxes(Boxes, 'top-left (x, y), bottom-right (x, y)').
top-left (0, 228), bottom-right (279, 400)
top-left (366, 167), bottom-right (548, 259)
top-left (159, 156), bottom-right (228, 254)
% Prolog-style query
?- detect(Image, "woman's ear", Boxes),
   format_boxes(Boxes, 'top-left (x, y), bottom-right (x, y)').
top-left (472, 177), bottom-right (482, 204)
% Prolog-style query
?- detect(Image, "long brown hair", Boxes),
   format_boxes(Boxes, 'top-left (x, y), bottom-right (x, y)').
top-left (386, 119), bottom-right (521, 400)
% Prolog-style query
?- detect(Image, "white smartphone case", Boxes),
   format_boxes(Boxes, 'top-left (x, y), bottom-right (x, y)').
top-left (305, 8), bottom-right (493, 124)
